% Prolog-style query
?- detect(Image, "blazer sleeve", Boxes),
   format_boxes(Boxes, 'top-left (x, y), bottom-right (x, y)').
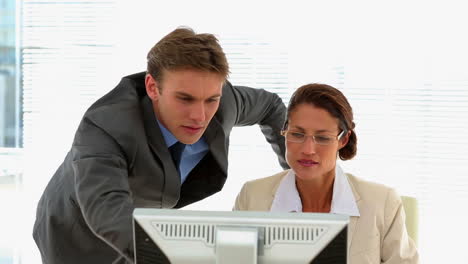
top-left (381, 189), bottom-right (419, 264)
top-left (71, 117), bottom-right (135, 263)
top-left (227, 83), bottom-right (289, 169)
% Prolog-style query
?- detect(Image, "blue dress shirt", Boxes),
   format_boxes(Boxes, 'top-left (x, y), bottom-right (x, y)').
top-left (157, 120), bottom-right (209, 183)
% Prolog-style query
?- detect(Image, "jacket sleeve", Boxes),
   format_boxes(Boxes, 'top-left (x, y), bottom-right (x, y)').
top-left (381, 189), bottom-right (419, 264)
top-left (71, 117), bottom-right (135, 263)
top-left (227, 83), bottom-right (289, 169)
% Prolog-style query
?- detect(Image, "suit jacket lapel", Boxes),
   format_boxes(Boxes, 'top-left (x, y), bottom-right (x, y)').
top-left (173, 115), bottom-right (228, 208)
top-left (346, 175), bottom-right (362, 253)
top-left (267, 171), bottom-right (289, 209)
top-left (141, 96), bottom-right (181, 207)
top-left (142, 96), bottom-right (229, 208)
top-left (203, 116), bottom-right (228, 174)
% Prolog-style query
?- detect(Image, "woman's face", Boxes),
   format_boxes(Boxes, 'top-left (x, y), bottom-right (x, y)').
top-left (285, 103), bottom-right (348, 181)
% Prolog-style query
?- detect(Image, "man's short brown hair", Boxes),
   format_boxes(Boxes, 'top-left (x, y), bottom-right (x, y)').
top-left (147, 27), bottom-right (230, 85)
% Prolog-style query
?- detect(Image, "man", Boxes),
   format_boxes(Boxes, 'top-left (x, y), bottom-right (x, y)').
top-left (33, 27), bottom-right (288, 264)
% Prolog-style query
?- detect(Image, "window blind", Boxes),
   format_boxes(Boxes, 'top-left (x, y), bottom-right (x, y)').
top-left (16, 1), bottom-right (468, 263)
top-left (20, 1), bottom-right (117, 263)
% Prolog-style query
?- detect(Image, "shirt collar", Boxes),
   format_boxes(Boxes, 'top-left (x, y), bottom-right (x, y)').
top-left (156, 119), bottom-right (178, 148)
top-left (270, 165), bottom-right (360, 216)
top-left (156, 119), bottom-right (207, 152)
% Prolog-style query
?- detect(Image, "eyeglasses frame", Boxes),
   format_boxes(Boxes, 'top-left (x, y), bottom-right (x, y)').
top-left (281, 129), bottom-right (346, 145)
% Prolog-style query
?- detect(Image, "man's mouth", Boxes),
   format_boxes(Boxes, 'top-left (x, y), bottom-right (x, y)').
top-left (182, 125), bottom-right (203, 134)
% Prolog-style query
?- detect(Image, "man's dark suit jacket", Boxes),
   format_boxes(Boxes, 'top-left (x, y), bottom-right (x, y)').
top-left (32, 72), bottom-right (288, 264)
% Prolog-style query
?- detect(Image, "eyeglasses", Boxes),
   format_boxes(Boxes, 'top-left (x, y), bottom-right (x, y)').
top-left (281, 130), bottom-right (345, 145)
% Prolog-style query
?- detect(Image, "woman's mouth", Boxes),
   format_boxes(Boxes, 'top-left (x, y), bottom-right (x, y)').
top-left (298, 159), bottom-right (319, 167)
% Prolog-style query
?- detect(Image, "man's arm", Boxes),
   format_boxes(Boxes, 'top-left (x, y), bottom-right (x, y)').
top-left (225, 82), bottom-right (289, 169)
top-left (72, 117), bottom-right (135, 263)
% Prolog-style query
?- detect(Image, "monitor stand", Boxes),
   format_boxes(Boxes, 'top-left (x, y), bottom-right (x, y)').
top-left (215, 226), bottom-right (259, 264)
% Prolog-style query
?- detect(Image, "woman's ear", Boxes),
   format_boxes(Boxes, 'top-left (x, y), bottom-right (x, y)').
top-left (338, 130), bottom-right (351, 149)
top-left (145, 74), bottom-right (160, 100)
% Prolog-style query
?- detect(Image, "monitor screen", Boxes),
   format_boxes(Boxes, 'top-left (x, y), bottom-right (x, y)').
top-left (133, 208), bottom-right (348, 264)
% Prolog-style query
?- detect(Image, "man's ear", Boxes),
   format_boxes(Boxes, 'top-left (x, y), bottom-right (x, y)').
top-left (145, 74), bottom-right (160, 100)
top-left (339, 130), bottom-right (351, 149)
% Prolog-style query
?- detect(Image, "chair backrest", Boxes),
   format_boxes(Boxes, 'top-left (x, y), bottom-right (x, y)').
top-left (400, 195), bottom-right (418, 247)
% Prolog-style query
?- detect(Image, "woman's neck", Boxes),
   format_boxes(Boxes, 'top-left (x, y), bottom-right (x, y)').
top-left (296, 169), bottom-right (335, 213)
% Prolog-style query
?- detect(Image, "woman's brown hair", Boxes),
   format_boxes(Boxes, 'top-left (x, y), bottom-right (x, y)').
top-left (285, 83), bottom-right (357, 160)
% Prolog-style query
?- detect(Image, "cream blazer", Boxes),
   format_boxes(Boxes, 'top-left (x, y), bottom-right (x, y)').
top-left (233, 170), bottom-right (419, 264)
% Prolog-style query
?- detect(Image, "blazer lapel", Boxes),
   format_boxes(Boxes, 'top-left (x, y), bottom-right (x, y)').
top-left (203, 116), bottom-right (228, 175)
top-left (264, 171), bottom-right (362, 254)
top-left (268, 171), bottom-right (289, 210)
top-left (141, 96), bottom-right (181, 207)
top-left (172, 115), bottom-right (228, 208)
top-left (346, 175), bottom-right (362, 253)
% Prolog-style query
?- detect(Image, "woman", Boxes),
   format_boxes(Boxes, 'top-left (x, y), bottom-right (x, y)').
top-left (234, 83), bottom-right (418, 263)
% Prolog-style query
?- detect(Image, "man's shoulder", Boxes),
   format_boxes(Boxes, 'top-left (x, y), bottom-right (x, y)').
top-left (76, 72), bottom-right (150, 144)
top-left (87, 71), bottom-right (146, 112)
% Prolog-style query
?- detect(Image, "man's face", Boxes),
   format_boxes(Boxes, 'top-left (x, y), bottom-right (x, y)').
top-left (146, 69), bottom-right (224, 144)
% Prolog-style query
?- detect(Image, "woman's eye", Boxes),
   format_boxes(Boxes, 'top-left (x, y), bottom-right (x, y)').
top-left (315, 135), bottom-right (332, 143)
top-left (291, 132), bottom-right (305, 139)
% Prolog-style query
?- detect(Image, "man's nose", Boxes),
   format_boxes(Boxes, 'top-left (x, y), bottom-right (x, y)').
top-left (189, 102), bottom-right (206, 122)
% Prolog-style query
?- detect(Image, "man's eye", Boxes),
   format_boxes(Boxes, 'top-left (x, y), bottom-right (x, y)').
top-left (291, 132), bottom-right (305, 139)
top-left (206, 98), bottom-right (219, 103)
top-left (179, 97), bottom-right (192, 102)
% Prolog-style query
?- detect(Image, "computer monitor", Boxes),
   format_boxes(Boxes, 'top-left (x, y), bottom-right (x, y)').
top-left (133, 208), bottom-right (348, 264)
